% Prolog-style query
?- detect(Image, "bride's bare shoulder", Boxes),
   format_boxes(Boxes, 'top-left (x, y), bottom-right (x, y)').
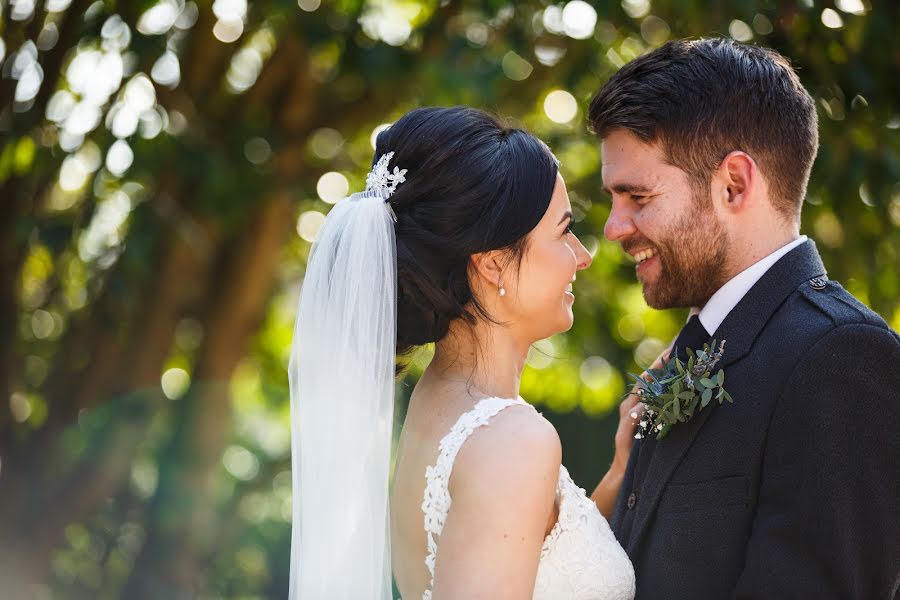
top-left (449, 401), bottom-right (562, 498)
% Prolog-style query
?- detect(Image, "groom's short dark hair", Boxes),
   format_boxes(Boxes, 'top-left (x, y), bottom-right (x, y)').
top-left (589, 38), bottom-right (818, 222)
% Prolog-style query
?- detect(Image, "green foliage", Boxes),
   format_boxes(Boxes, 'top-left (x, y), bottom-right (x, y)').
top-left (629, 340), bottom-right (732, 440)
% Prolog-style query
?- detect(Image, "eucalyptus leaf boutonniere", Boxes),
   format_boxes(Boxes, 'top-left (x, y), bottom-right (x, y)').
top-left (627, 340), bottom-right (733, 440)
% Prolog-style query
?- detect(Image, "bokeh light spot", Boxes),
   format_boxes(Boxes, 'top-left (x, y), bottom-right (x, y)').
top-left (502, 51), bottom-right (533, 81)
top-left (316, 172), bottom-right (349, 204)
top-left (728, 19), bottom-right (753, 42)
top-left (223, 445), bottom-right (260, 481)
top-left (308, 128), bottom-right (344, 160)
top-left (544, 90), bottom-right (578, 124)
top-left (821, 8), bottom-right (844, 29)
top-left (213, 18), bottom-right (244, 43)
top-left (640, 15), bottom-right (671, 46)
top-left (161, 367), bottom-right (191, 400)
top-left (244, 137), bottom-right (272, 165)
top-left (297, 210), bottom-right (326, 242)
top-left (622, 0), bottom-right (650, 19)
top-left (370, 123), bottom-right (391, 150)
top-left (106, 139), bottom-right (134, 176)
top-left (562, 1), bottom-right (597, 40)
top-left (836, 0), bottom-right (866, 15)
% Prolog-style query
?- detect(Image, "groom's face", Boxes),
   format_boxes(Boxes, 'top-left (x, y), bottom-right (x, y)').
top-left (600, 129), bottom-right (729, 309)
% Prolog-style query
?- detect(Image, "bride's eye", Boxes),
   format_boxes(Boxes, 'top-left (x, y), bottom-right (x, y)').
top-left (563, 224), bottom-right (574, 236)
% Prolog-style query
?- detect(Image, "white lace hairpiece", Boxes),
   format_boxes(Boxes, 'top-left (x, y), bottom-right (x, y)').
top-left (365, 152), bottom-right (407, 223)
top-left (366, 151), bottom-right (407, 197)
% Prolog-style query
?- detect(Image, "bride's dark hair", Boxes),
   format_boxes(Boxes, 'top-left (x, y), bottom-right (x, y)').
top-left (372, 106), bottom-right (558, 358)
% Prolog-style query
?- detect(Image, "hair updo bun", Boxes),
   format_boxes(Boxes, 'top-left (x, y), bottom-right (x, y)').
top-left (372, 106), bottom-right (558, 359)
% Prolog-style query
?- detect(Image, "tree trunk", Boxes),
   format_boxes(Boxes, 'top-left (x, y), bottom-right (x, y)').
top-left (122, 192), bottom-right (293, 598)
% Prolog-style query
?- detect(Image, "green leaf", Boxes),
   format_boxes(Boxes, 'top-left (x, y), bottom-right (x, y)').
top-left (700, 378), bottom-right (714, 387)
top-left (701, 387), bottom-right (713, 407)
top-left (716, 369), bottom-right (724, 385)
top-left (657, 424), bottom-right (671, 440)
top-left (677, 391), bottom-right (694, 400)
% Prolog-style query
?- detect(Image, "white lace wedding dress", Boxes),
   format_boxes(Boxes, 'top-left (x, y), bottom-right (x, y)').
top-left (418, 396), bottom-right (635, 600)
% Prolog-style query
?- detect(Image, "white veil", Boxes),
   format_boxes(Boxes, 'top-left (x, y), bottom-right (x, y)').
top-left (288, 153), bottom-right (404, 599)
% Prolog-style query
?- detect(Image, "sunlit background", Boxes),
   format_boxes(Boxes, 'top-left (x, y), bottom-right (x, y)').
top-left (1, 0), bottom-right (898, 597)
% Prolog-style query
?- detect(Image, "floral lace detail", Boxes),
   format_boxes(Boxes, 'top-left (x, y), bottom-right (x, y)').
top-left (420, 397), bottom-right (527, 599)
top-left (419, 396), bottom-right (635, 600)
top-left (533, 466), bottom-right (635, 599)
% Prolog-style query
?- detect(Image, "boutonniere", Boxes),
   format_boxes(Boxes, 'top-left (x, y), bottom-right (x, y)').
top-left (627, 340), bottom-right (733, 440)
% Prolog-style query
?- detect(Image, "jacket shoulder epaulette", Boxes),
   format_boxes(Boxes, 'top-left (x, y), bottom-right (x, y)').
top-left (797, 278), bottom-right (888, 330)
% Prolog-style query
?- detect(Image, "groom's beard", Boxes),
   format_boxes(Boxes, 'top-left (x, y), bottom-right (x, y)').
top-left (630, 205), bottom-right (730, 310)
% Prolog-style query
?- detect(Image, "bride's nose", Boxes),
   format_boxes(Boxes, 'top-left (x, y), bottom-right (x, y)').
top-left (574, 236), bottom-right (593, 271)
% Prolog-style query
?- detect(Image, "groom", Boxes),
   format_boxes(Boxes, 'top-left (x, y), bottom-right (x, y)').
top-left (590, 39), bottom-right (900, 599)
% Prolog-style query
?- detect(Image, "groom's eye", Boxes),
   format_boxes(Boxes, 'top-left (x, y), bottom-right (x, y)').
top-left (631, 194), bottom-right (649, 203)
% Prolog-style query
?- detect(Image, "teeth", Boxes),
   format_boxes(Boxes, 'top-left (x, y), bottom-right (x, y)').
top-left (633, 248), bottom-right (657, 263)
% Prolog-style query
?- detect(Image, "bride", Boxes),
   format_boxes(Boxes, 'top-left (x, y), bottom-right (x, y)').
top-left (289, 106), bottom-right (642, 599)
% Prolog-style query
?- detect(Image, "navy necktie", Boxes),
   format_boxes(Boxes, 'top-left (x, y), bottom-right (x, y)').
top-left (672, 314), bottom-right (710, 361)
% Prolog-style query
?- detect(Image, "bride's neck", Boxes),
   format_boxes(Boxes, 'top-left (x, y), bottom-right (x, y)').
top-left (428, 319), bottom-right (529, 401)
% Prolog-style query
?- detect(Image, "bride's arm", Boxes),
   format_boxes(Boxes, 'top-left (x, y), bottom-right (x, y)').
top-left (431, 407), bottom-right (561, 599)
top-left (590, 393), bottom-right (642, 520)
top-left (591, 343), bottom-right (673, 520)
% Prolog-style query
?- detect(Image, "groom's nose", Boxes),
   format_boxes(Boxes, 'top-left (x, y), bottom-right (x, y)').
top-left (603, 197), bottom-right (638, 242)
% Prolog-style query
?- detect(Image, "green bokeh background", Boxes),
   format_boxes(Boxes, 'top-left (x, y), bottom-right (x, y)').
top-left (1, 0), bottom-right (898, 597)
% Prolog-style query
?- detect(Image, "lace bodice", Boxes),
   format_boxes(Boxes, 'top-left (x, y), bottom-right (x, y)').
top-left (418, 396), bottom-right (635, 600)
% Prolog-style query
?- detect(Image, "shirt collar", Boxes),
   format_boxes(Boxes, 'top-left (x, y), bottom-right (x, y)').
top-left (697, 235), bottom-right (808, 335)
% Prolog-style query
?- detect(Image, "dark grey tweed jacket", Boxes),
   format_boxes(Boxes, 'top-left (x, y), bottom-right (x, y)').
top-left (610, 239), bottom-right (900, 600)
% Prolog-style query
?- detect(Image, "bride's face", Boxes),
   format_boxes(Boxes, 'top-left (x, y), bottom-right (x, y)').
top-left (504, 174), bottom-right (593, 341)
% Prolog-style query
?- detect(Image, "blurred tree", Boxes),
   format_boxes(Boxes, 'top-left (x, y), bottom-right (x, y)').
top-left (1, 0), bottom-right (897, 597)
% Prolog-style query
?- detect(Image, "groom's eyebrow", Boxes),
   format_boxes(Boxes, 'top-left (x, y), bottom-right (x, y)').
top-left (602, 182), bottom-right (654, 195)
top-left (558, 211), bottom-right (573, 225)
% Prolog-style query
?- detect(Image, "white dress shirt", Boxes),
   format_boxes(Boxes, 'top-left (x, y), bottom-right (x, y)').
top-left (696, 236), bottom-right (808, 336)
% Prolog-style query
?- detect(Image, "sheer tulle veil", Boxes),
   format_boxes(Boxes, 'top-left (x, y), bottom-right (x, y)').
top-left (288, 153), bottom-right (405, 599)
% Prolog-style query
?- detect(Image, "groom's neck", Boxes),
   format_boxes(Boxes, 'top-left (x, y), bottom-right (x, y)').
top-left (722, 220), bottom-right (801, 283)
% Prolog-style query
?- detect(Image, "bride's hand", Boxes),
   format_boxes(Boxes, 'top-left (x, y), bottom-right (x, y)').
top-left (612, 340), bottom-right (673, 470)
top-left (592, 341), bottom-right (673, 520)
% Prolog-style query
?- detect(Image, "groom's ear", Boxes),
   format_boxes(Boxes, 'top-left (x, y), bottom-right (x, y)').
top-left (716, 151), bottom-right (757, 212)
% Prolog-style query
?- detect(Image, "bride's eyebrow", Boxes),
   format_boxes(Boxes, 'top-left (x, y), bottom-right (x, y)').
top-left (557, 210), bottom-right (573, 226)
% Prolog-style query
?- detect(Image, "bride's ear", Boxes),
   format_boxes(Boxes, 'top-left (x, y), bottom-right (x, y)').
top-left (469, 250), bottom-right (505, 294)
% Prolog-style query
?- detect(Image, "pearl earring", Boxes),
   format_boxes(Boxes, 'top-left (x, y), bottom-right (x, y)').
top-left (499, 283), bottom-right (506, 297)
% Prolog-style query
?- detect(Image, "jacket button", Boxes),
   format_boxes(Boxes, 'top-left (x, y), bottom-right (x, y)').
top-left (809, 276), bottom-right (827, 290)
top-left (627, 492), bottom-right (637, 510)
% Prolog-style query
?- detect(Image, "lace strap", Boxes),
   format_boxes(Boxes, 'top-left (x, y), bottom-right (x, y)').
top-left (420, 396), bottom-right (534, 598)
